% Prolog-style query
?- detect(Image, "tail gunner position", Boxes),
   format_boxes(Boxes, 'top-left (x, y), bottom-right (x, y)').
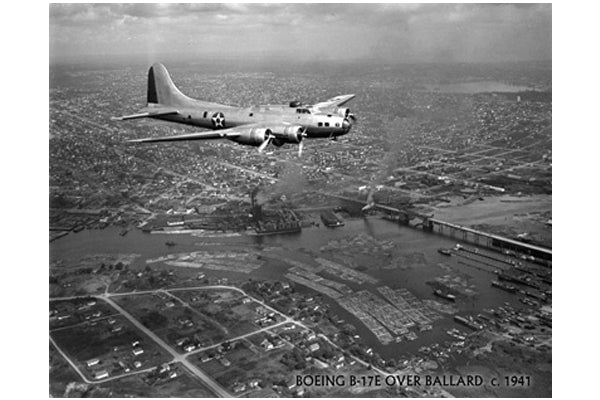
top-left (113, 63), bottom-right (356, 156)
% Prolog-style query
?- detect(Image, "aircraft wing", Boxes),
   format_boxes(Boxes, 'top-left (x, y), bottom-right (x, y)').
top-left (126, 125), bottom-right (254, 143)
top-left (310, 94), bottom-right (355, 112)
top-left (128, 129), bottom-right (240, 143)
top-left (111, 108), bottom-right (179, 121)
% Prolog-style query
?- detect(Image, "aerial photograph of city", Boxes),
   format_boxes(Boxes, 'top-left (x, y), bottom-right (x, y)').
top-left (49, 3), bottom-right (552, 398)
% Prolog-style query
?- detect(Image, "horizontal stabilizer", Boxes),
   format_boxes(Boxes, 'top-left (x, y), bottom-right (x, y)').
top-left (111, 110), bottom-right (178, 121)
top-left (311, 94), bottom-right (355, 111)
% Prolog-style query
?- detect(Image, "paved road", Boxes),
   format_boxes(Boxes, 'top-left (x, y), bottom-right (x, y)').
top-left (50, 285), bottom-right (401, 394)
top-left (161, 290), bottom-right (230, 336)
top-left (50, 335), bottom-right (158, 385)
top-left (99, 295), bottom-right (231, 397)
top-left (186, 319), bottom-right (291, 357)
top-left (50, 312), bottom-right (121, 333)
top-left (50, 336), bottom-right (93, 384)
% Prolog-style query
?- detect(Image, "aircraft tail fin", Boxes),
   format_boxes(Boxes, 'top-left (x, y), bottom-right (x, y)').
top-left (147, 63), bottom-right (191, 106)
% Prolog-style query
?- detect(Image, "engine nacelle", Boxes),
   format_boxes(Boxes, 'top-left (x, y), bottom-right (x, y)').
top-left (335, 107), bottom-right (352, 118)
top-left (271, 125), bottom-right (304, 144)
top-left (233, 127), bottom-right (271, 146)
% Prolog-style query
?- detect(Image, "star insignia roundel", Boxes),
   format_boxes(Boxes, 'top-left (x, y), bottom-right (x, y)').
top-left (211, 112), bottom-right (226, 128)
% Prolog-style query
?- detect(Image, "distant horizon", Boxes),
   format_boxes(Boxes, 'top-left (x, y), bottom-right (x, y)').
top-left (49, 53), bottom-right (552, 68)
top-left (50, 4), bottom-right (551, 65)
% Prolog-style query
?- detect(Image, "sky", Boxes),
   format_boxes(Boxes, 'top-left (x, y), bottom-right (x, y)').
top-left (49, 3), bottom-right (552, 64)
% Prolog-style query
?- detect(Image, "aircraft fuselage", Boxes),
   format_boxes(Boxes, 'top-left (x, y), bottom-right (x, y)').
top-left (150, 103), bottom-right (350, 138)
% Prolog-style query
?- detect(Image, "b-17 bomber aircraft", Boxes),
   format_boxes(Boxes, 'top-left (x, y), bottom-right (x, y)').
top-left (113, 63), bottom-right (356, 156)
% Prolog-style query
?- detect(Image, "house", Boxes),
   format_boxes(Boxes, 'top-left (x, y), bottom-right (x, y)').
top-left (248, 379), bottom-right (261, 389)
top-left (86, 358), bottom-right (100, 368)
top-left (184, 344), bottom-right (196, 352)
top-left (159, 363), bottom-right (170, 373)
top-left (118, 361), bottom-right (130, 373)
top-left (256, 306), bottom-right (267, 315)
top-left (308, 343), bottom-right (320, 353)
top-left (260, 338), bottom-right (274, 350)
top-left (132, 348), bottom-right (144, 356)
top-left (93, 370), bottom-right (109, 380)
top-left (133, 361), bottom-right (142, 368)
top-left (232, 383), bottom-right (246, 393)
top-left (287, 377), bottom-right (297, 390)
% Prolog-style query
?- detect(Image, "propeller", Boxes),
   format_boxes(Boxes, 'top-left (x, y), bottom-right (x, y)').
top-left (258, 134), bottom-right (274, 153)
top-left (344, 108), bottom-right (357, 122)
top-left (297, 128), bottom-right (308, 157)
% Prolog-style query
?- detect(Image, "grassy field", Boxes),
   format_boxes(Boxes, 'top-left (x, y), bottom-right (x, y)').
top-left (50, 300), bottom-right (171, 380)
top-left (114, 293), bottom-right (228, 350)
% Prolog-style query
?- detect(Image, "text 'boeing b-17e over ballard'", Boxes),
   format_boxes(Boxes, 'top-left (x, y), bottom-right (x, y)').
top-left (112, 63), bottom-right (356, 157)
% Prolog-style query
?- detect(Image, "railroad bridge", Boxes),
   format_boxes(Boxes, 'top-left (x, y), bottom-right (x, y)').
top-left (317, 191), bottom-right (552, 263)
top-left (372, 204), bottom-right (551, 262)
top-left (424, 218), bottom-right (552, 261)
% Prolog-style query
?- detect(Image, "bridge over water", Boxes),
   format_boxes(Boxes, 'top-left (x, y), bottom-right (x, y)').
top-left (314, 191), bottom-right (552, 263)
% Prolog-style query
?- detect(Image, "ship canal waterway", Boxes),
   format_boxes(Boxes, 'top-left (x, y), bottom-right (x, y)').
top-left (51, 216), bottom-right (531, 361)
